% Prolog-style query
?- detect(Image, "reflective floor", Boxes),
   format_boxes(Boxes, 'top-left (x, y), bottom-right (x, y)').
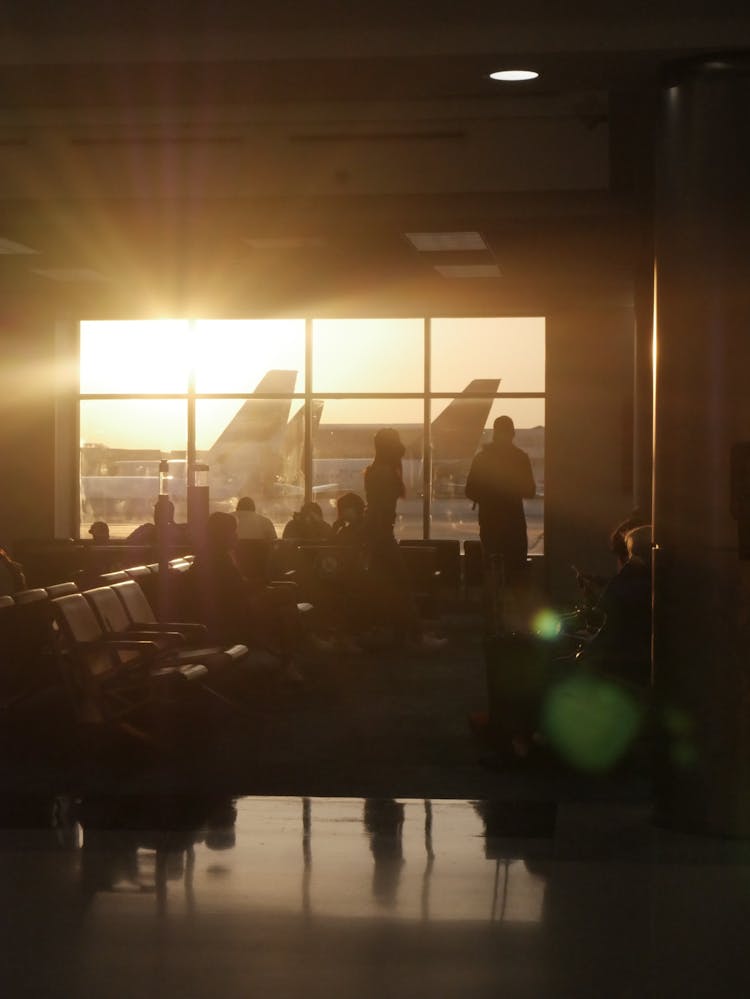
top-left (1, 795), bottom-right (749, 998)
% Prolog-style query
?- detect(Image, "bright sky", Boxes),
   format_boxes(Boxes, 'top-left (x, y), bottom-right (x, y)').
top-left (79, 316), bottom-right (545, 449)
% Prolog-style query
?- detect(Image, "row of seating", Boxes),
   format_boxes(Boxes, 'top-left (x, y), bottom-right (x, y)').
top-left (233, 538), bottom-right (522, 620)
top-left (13, 539), bottom-right (196, 588)
top-left (13, 535), bottom-right (507, 600)
top-left (0, 565), bottom-right (251, 758)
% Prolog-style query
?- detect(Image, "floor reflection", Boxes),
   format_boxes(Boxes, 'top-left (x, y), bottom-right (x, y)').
top-left (66, 795), bottom-right (547, 925)
top-left (1, 794), bottom-right (748, 997)
top-left (76, 795), bottom-right (237, 917)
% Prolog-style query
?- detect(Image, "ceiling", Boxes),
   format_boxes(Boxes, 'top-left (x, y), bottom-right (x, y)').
top-left (0, 2), bottom-right (748, 317)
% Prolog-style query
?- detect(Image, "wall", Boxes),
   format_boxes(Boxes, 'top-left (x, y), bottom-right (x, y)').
top-left (545, 306), bottom-right (636, 602)
top-left (0, 308), bottom-right (58, 549)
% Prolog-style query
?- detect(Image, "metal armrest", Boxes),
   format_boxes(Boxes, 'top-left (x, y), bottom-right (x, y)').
top-left (97, 636), bottom-right (163, 653)
top-left (121, 628), bottom-right (188, 646)
top-left (133, 619), bottom-right (209, 641)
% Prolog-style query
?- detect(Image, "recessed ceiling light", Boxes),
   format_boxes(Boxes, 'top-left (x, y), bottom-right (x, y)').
top-left (434, 264), bottom-right (501, 279)
top-left (405, 231), bottom-right (487, 252)
top-left (489, 69), bottom-right (539, 82)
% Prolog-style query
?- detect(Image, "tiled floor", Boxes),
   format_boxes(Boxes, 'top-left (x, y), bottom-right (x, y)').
top-left (1, 794), bottom-right (749, 998)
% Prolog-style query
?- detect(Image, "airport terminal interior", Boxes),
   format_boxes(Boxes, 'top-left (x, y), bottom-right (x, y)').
top-left (1, 4), bottom-right (750, 995)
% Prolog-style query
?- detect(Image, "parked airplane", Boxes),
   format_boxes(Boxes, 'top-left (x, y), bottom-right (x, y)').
top-left (80, 370), bottom-right (300, 520)
top-left (80, 373), bottom-right (502, 523)
top-left (309, 379), bottom-right (501, 498)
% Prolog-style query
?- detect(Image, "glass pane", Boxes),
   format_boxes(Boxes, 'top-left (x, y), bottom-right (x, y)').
top-left (313, 398), bottom-right (425, 539)
top-left (430, 398), bottom-right (544, 554)
top-left (80, 319), bottom-right (190, 393)
top-left (312, 318), bottom-right (423, 393)
top-left (195, 398), bottom-right (303, 535)
top-left (431, 317), bottom-right (545, 394)
top-left (194, 319), bottom-right (305, 394)
top-left (80, 399), bottom-right (187, 537)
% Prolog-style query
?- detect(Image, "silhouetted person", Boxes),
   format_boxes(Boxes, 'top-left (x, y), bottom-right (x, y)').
top-left (364, 428), bottom-right (446, 651)
top-left (235, 496), bottom-right (277, 541)
top-left (575, 508), bottom-right (649, 605)
top-left (580, 525), bottom-right (652, 689)
top-left (332, 491), bottom-right (366, 545)
top-left (85, 519), bottom-right (121, 578)
top-left (282, 501), bottom-right (333, 542)
top-left (88, 520), bottom-right (110, 544)
top-left (465, 415), bottom-right (536, 586)
top-left (188, 511), bottom-right (302, 682)
top-left (127, 496), bottom-right (189, 547)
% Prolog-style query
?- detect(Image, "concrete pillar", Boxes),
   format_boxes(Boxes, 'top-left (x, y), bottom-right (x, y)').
top-left (653, 56), bottom-right (750, 835)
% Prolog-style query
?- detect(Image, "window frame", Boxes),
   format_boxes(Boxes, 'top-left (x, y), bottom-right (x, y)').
top-left (76, 316), bottom-right (545, 541)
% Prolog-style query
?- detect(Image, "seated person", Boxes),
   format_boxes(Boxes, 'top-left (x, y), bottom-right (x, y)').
top-left (88, 520), bottom-right (110, 544)
top-left (127, 496), bottom-right (190, 548)
top-left (331, 492), bottom-right (367, 546)
top-left (282, 501), bottom-right (333, 543)
top-left (575, 508), bottom-right (648, 606)
top-left (477, 523), bottom-right (652, 768)
top-left (579, 525), bottom-right (652, 688)
top-left (84, 520), bottom-right (124, 577)
top-left (301, 492), bottom-right (370, 651)
top-left (235, 496), bottom-right (277, 541)
top-left (188, 511), bottom-right (302, 681)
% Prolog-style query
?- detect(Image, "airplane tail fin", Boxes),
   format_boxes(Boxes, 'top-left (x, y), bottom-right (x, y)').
top-left (282, 400), bottom-right (324, 484)
top-left (206, 370), bottom-right (298, 460)
top-left (430, 378), bottom-right (500, 458)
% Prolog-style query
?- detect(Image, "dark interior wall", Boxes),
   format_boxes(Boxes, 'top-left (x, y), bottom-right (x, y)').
top-left (545, 306), bottom-right (636, 601)
top-left (0, 307), bottom-right (57, 550)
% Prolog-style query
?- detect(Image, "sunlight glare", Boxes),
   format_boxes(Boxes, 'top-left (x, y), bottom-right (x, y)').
top-left (80, 319), bottom-right (191, 394)
top-left (194, 319), bottom-right (305, 394)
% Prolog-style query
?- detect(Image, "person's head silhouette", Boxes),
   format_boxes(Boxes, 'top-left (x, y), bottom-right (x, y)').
top-left (88, 521), bottom-right (110, 544)
top-left (153, 496), bottom-right (175, 526)
top-left (373, 428), bottom-right (406, 464)
top-left (492, 415), bottom-right (515, 443)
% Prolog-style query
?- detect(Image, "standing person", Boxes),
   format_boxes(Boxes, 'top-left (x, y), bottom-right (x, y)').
top-left (235, 496), bottom-right (277, 541)
top-left (465, 415), bottom-right (536, 622)
top-left (364, 428), bottom-right (446, 652)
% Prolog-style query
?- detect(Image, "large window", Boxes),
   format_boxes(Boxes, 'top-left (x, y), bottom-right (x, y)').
top-left (79, 316), bottom-right (545, 546)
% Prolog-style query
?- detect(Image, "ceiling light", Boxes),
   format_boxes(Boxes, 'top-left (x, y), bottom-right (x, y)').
top-left (405, 231), bottom-right (487, 252)
top-left (489, 69), bottom-right (539, 82)
top-left (434, 264), bottom-right (501, 279)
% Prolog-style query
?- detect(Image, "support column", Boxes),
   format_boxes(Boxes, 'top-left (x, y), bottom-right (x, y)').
top-left (633, 256), bottom-right (653, 519)
top-left (653, 56), bottom-right (750, 835)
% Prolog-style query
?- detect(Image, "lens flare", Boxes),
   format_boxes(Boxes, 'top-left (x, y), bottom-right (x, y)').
top-left (532, 608), bottom-right (562, 640)
top-left (541, 674), bottom-right (643, 773)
